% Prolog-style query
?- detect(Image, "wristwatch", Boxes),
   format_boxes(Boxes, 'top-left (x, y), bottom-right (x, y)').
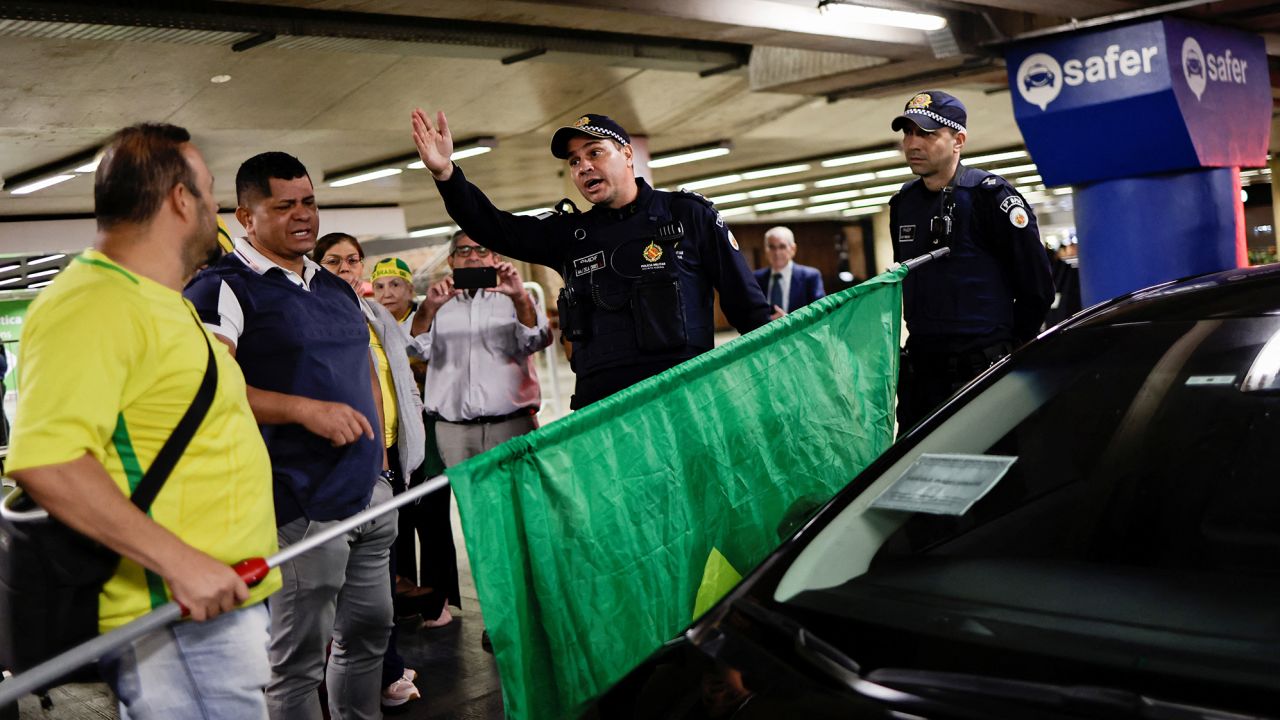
top-left (380, 469), bottom-right (398, 483)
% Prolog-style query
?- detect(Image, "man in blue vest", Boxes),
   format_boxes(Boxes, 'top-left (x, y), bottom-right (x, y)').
top-left (889, 90), bottom-right (1054, 432)
top-left (753, 225), bottom-right (826, 315)
top-left (410, 109), bottom-right (773, 409)
top-left (184, 152), bottom-right (395, 720)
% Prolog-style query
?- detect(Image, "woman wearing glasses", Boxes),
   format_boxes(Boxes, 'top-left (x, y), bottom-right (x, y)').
top-left (313, 233), bottom-right (426, 709)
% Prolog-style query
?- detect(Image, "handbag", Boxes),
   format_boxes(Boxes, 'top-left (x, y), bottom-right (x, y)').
top-left (0, 312), bottom-right (217, 690)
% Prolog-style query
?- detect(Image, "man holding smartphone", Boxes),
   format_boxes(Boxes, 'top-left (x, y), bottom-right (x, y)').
top-left (410, 231), bottom-right (552, 467)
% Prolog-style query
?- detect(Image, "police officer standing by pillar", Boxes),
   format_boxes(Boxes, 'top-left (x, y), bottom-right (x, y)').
top-left (410, 109), bottom-right (773, 409)
top-left (889, 90), bottom-right (1054, 431)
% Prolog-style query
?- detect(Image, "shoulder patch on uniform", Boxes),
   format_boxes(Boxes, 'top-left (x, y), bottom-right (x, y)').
top-left (727, 230), bottom-right (740, 251)
top-left (676, 188), bottom-right (715, 208)
top-left (981, 176), bottom-right (1001, 188)
top-left (999, 195), bottom-right (1025, 213)
top-left (1008, 206), bottom-right (1030, 228)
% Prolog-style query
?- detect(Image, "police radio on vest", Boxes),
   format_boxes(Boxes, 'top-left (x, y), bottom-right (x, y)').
top-left (1062, 44), bottom-right (1159, 85)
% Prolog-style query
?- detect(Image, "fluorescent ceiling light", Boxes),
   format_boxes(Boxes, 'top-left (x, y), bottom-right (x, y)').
top-left (649, 141), bottom-right (732, 169)
top-left (26, 268), bottom-right (60, 279)
top-left (679, 175), bottom-right (741, 191)
top-left (74, 158), bottom-right (101, 173)
top-left (850, 196), bottom-right (892, 208)
top-left (746, 183), bottom-right (805, 199)
top-left (328, 168), bottom-right (402, 188)
top-left (821, 3), bottom-right (948, 31)
top-left (741, 164), bottom-right (810, 180)
top-left (408, 225), bottom-right (455, 238)
top-left (965, 150), bottom-right (1028, 165)
top-left (843, 206), bottom-right (884, 218)
top-left (718, 206), bottom-right (755, 218)
top-left (27, 280), bottom-right (53, 289)
top-left (0, 264), bottom-right (18, 274)
top-left (28, 253), bottom-right (66, 266)
top-left (874, 167), bottom-right (913, 179)
top-left (709, 192), bottom-right (749, 204)
top-left (805, 202), bottom-right (851, 214)
top-left (1021, 175), bottom-right (1042, 184)
top-left (989, 163), bottom-right (1038, 176)
top-left (810, 189), bottom-right (862, 203)
top-left (821, 149), bottom-right (899, 168)
top-left (0, 277), bottom-right (21, 286)
top-left (407, 144), bottom-right (495, 169)
top-left (814, 172), bottom-right (875, 188)
top-left (754, 199), bottom-right (803, 212)
top-left (9, 174), bottom-right (76, 195)
top-left (861, 183), bottom-right (906, 196)
top-left (1052, 187), bottom-right (1073, 195)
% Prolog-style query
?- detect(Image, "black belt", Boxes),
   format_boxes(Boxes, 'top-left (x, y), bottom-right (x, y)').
top-left (428, 406), bottom-right (537, 426)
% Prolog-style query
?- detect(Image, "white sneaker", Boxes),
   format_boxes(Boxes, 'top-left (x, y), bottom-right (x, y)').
top-left (422, 605), bottom-right (453, 629)
top-left (381, 669), bottom-right (421, 707)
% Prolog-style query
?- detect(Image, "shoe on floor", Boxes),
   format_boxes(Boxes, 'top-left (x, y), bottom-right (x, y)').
top-left (422, 604), bottom-right (453, 629)
top-left (382, 668), bottom-right (421, 707)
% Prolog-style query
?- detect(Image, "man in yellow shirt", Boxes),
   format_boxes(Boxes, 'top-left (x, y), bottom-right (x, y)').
top-left (6, 124), bottom-right (280, 720)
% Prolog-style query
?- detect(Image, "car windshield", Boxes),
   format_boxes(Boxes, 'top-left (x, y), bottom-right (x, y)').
top-left (772, 316), bottom-right (1280, 698)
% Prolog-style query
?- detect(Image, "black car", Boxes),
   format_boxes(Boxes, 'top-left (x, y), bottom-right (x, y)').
top-left (584, 265), bottom-right (1280, 719)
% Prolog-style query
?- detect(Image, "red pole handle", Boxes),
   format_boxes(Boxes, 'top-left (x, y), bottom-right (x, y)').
top-left (233, 557), bottom-right (271, 586)
top-left (178, 558), bottom-right (271, 617)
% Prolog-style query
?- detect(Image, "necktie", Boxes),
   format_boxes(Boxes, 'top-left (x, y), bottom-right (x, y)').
top-left (769, 273), bottom-right (783, 309)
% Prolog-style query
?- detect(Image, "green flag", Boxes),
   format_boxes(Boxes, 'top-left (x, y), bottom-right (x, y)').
top-left (449, 265), bottom-right (907, 720)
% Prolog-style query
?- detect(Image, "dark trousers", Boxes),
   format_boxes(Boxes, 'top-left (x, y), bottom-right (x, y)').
top-left (897, 339), bottom-right (1012, 434)
top-left (394, 416), bottom-right (461, 610)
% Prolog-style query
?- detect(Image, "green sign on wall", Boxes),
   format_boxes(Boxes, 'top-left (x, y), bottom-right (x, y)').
top-left (0, 298), bottom-right (32, 386)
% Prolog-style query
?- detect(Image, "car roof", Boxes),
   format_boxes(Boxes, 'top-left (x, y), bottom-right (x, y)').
top-left (1069, 263), bottom-right (1280, 329)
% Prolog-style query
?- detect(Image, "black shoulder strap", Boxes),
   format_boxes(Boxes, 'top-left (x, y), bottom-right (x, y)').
top-left (129, 311), bottom-right (218, 513)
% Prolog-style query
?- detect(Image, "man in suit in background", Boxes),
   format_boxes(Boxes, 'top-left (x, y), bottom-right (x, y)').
top-left (755, 226), bottom-right (825, 317)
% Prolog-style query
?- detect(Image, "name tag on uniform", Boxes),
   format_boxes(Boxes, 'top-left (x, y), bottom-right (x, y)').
top-left (899, 225), bottom-right (916, 243)
top-left (573, 251), bottom-right (606, 277)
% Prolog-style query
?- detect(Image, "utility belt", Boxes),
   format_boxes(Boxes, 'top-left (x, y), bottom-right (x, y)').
top-left (557, 220), bottom-right (687, 355)
top-left (901, 339), bottom-right (1013, 388)
top-left (428, 406), bottom-right (537, 426)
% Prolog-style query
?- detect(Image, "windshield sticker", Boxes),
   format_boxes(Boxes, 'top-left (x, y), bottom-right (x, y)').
top-left (1185, 375), bottom-right (1235, 386)
top-left (871, 453), bottom-right (1017, 516)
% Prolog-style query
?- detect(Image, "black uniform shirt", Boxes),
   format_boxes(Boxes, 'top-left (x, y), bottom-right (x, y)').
top-left (890, 165), bottom-right (1054, 352)
top-left (434, 164), bottom-right (771, 397)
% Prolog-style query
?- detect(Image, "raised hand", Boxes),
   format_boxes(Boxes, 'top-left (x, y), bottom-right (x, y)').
top-left (411, 108), bottom-right (455, 181)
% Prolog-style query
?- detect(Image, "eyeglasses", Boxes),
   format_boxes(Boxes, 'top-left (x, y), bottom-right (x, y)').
top-left (451, 246), bottom-right (491, 258)
top-left (765, 243), bottom-right (791, 251)
top-left (321, 254), bottom-right (363, 269)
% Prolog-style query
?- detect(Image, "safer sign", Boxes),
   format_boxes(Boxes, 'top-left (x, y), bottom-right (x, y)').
top-left (1006, 18), bottom-right (1269, 186)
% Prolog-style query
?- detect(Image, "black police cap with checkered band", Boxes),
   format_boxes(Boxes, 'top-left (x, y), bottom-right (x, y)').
top-left (890, 90), bottom-right (968, 134)
top-left (551, 114), bottom-right (632, 159)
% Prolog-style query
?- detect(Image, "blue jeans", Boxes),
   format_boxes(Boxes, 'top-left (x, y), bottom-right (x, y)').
top-left (102, 602), bottom-right (271, 720)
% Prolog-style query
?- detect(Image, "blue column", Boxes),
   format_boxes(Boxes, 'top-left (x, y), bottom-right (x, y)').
top-left (1074, 167), bottom-right (1243, 305)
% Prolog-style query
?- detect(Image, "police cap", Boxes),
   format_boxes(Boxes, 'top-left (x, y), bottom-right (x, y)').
top-left (891, 90), bottom-right (968, 134)
top-left (550, 114), bottom-right (631, 159)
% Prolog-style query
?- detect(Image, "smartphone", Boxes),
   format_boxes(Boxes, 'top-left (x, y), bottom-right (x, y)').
top-left (452, 267), bottom-right (498, 290)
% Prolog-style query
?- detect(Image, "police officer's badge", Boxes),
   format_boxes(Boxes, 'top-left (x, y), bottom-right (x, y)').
top-left (907, 93), bottom-right (932, 109)
top-left (574, 116), bottom-right (591, 128)
top-left (1008, 206), bottom-right (1030, 228)
top-left (643, 242), bottom-right (663, 263)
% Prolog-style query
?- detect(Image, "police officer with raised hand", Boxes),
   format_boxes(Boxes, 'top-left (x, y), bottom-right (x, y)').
top-left (888, 90), bottom-right (1054, 431)
top-left (411, 109), bottom-right (773, 409)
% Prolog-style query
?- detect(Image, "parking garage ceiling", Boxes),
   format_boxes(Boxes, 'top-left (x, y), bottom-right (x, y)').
top-left (0, 0), bottom-right (1276, 238)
